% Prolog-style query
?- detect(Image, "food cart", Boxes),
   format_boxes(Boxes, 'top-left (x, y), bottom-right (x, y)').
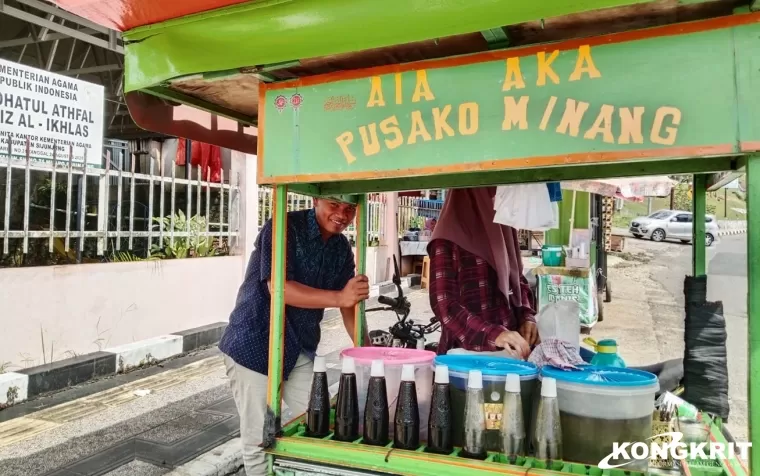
top-left (50, 1), bottom-right (758, 475)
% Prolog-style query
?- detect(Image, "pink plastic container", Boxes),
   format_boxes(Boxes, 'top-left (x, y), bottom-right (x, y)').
top-left (340, 347), bottom-right (435, 441)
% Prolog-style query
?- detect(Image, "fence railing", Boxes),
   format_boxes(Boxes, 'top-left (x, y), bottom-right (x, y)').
top-left (0, 142), bottom-right (239, 267)
top-left (257, 188), bottom-right (386, 246)
top-left (398, 196), bottom-right (443, 233)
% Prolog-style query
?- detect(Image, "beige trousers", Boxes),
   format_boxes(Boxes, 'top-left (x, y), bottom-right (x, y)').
top-left (224, 354), bottom-right (314, 476)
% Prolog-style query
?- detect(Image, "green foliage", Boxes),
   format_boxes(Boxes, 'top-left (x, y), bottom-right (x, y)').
top-left (150, 210), bottom-right (224, 259)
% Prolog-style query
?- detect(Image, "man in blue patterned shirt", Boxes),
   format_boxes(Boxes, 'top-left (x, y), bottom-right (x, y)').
top-left (219, 198), bottom-right (369, 476)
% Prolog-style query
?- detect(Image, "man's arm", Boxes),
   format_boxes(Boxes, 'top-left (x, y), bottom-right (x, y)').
top-left (267, 280), bottom-right (341, 309)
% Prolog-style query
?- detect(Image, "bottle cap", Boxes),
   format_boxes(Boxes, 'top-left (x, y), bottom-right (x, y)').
top-left (541, 377), bottom-right (557, 398)
top-left (313, 356), bottom-right (327, 373)
top-left (401, 364), bottom-right (415, 382)
top-left (505, 373), bottom-right (521, 393)
top-left (341, 356), bottom-right (356, 374)
top-left (370, 359), bottom-right (385, 378)
top-left (434, 365), bottom-right (449, 384)
top-left (467, 370), bottom-right (483, 389)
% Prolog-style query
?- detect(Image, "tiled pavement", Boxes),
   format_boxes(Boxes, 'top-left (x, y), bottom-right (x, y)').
top-left (0, 349), bottom-right (351, 476)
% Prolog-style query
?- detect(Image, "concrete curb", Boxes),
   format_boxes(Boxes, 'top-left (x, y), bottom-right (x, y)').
top-left (718, 228), bottom-right (746, 236)
top-left (0, 322), bottom-right (228, 407)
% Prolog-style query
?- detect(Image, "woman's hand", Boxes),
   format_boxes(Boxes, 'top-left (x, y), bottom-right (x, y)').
top-left (495, 331), bottom-right (530, 358)
top-left (519, 321), bottom-right (539, 347)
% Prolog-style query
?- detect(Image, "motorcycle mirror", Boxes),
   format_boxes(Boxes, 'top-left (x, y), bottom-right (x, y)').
top-left (392, 254), bottom-right (401, 286)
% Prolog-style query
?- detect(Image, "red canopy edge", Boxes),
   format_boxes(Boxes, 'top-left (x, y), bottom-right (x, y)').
top-left (125, 91), bottom-right (258, 155)
top-left (52, 0), bottom-right (251, 31)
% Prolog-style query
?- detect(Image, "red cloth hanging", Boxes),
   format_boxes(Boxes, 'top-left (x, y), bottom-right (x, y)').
top-left (175, 139), bottom-right (222, 182)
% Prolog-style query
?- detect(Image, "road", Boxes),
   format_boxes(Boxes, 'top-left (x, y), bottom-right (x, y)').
top-left (641, 234), bottom-right (748, 442)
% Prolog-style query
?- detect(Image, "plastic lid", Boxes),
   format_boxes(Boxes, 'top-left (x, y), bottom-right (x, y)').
top-left (371, 359), bottom-right (385, 378)
top-left (596, 339), bottom-right (618, 353)
top-left (434, 365), bottom-right (449, 384)
top-left (342, 356), bottom-right (356, 374)
top-left (341, 347), bottom-right (435, 366)
top-left (313, 356), bottom-right (327, 373)
top-left (434, 354), bottom-right (538, 378)
top-left (401, 364), bottom-right (415, 382)
top-left (468, 370), bottom-right (483, 389)
top-left (541, 365), bottom-right (658, 388)
top-left (505, 373), bottom-right (521, 393)
top-left (541, 377), bottom-right (557, 398)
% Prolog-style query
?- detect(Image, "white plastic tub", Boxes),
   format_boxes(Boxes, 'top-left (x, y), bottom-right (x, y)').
top-left (539, 365), bottom-right (659, 471)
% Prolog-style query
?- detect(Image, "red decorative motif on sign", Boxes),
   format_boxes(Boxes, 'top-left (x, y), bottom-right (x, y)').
top-left (290, 93), bottom-right (303, 109)
top-left (274, 95), bottom-right (287, 113)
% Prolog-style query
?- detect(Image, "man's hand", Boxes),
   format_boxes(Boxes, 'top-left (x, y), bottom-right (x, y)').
top-left (494, 331), bottom-right (530, 359)
top-left (337, 275), bottom-right (370, 308)
top-left (519, 321), bottom-right (539, 346)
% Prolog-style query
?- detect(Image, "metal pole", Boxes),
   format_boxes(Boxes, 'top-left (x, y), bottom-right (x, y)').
top-left (265, 184), bottom-right (288, 445)
top-left (746, 154), bottom-right (760, 476)
top-left (354, 194), bottom-right (368, 346)
top-left (692, 174), bottom-right (707, 276)
top-left (647, 197), bottom-right (653, 215)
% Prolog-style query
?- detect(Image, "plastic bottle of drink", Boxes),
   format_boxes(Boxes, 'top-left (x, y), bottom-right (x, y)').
top-left (363, 359), bottom-right (389, 446)
top-left (305, 356), bottom-right (331, 438)
top-left (334, 356), bottom-right (359, 442)
top-left (426, 365), bottom-right (453, 455)
top-left (500, 373), bottom-right (526, 462)
top-left (462, 369), bottom-right (487, 460)
top-left (393, 364), bottom-right (420, 450)
top-left (533, 377), bottom-right (563, 462)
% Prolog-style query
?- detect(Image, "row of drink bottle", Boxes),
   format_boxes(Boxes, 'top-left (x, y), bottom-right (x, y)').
top-left (305, 356), bottom-right (563, 461)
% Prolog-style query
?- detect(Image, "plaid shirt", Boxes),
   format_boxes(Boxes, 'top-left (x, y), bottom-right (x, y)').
top-left (428, 238), bottom-right (536, 355)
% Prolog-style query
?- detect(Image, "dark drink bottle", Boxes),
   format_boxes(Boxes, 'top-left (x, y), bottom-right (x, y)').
top-left (394, 364), bottom-right (420, 450)
top-left (305, 356), bottom-right (330, 438)
top-left (363, 359), bottom-right (389, 446)
top-left (427, 365), bottom-right (453, 454)
top-left (334, 356), bottom-right (360, 442)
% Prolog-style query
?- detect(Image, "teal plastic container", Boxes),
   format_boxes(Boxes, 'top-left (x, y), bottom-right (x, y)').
top-left (585, 338), bottom-right (626, 368)
top-left (541, 245), bottom-right (563, 266)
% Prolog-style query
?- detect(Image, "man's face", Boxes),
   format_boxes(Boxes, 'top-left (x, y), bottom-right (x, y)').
top-left (314, 199), bottom-right (357, 236)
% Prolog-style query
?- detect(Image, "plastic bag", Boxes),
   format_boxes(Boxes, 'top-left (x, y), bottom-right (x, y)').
top-left (535, 301), bottom-right (581, 351)
top-left (493, 184), bottom-right (559, 231)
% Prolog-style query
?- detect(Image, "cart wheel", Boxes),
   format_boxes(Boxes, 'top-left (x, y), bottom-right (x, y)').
top-left (604, 281), bottom-right (612, 303)
top-left (597, 292), bottom-right (605, 322)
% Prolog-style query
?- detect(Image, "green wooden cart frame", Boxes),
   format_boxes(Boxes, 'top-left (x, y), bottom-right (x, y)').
top-left (56, 0), bottom-right (760, 474)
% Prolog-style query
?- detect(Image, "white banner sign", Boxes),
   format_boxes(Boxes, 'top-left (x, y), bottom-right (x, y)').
top-left (0, 58), bottom-right (104, 167)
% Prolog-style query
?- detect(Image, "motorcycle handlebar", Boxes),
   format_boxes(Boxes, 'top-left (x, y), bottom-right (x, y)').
top-left (377, 295), bottom-right (398, 307)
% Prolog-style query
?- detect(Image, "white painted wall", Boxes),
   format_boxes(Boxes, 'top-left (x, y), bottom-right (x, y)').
top-left (0, 256), bottom-right (244, 369)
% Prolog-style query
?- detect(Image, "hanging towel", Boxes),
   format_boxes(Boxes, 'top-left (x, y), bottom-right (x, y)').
top-left (494, 184), bottom-right (559, 231)
top-left (546, 182), bottom-right (563, 202)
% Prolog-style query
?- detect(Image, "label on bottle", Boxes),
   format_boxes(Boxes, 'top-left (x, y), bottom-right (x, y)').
top-left (484, 403), bottom-right (504, 430)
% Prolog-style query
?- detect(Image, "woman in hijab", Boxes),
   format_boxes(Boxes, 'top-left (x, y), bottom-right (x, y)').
top-left (427, 187), bottom-right (537, 358)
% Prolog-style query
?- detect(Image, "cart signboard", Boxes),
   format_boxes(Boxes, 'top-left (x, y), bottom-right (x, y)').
top-left (0, 58), bottom-right (104, 168)
top-left (258, 24), bottom-right (756, 183)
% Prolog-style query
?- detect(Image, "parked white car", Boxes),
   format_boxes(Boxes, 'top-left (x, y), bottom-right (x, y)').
top-left (629, 209), bottom-right (719, 246)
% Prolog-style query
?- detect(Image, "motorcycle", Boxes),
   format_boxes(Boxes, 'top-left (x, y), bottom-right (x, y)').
top-left (365, 256), bottom-right (440, 352)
